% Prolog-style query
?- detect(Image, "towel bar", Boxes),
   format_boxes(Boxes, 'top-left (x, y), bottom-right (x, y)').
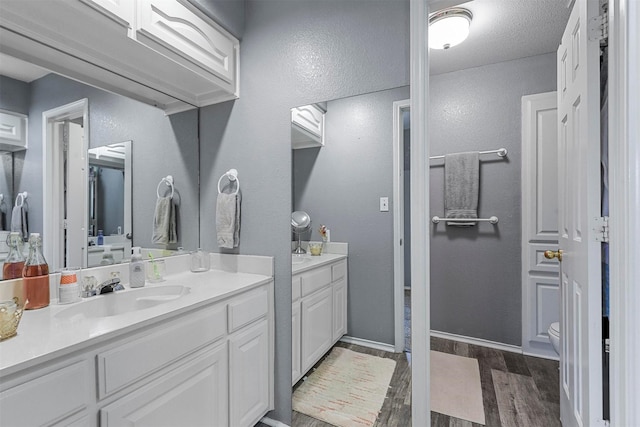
top-left (429, 148), bottom-right (507, 160)
top-left (156, 176), bottom-right (174, 199)
top-left (431, 216), bottom-right (499, 224)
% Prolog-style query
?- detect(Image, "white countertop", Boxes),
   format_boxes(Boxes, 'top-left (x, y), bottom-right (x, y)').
top-left (292, 253), bottom-right (347, 274)
top-left (0, 267), bottom-right (272, 377)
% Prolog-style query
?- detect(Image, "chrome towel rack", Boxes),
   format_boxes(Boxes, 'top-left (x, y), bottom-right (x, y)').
top-left (156, 175), bottom-right (174, 199)
top-left (217, 169), bottom-right (240, 195)
top-left (429, 147), bottom-right (507, 160)
top-left (432, 216), bottom-right (499, 224)
top-left (15, 191), bottom-right (28, 207)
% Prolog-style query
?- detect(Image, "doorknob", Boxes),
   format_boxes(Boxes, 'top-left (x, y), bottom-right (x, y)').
top-left (544, 249), bottom-right (563, 262)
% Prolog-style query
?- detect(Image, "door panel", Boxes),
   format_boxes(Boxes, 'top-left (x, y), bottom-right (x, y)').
top-left (556, 0), bottom-right (604, 425)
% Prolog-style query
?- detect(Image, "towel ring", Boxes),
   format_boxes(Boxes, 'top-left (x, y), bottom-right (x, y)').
top-left (217, 169), bottom-right (240, 195)
top-left (15, 191), bottom-right (27, 208)
top-left (156, 176), bottom-right (174, 199)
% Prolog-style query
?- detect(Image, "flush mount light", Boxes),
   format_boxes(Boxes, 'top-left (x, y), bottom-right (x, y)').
top-left (429, 8), bottom-right (473, 50)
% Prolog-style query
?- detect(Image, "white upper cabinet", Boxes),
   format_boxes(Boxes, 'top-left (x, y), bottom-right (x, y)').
top-left (0, 0), bottom-right (239, 114)
top-left (292, 104), bottom-right (325, 149)
top-left (0, 111), bottom-right (27, 152)
top-left (80, 0), bottom-right (134, 29)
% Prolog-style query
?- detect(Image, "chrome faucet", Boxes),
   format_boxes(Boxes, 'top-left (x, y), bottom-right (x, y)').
top-left (97, 278), bottom-right (125, 295)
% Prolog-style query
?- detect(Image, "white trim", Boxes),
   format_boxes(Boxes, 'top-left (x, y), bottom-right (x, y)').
top-left (393, 99), bottom-right (410, 353)
top-left (609, 0), bottom-right (640, 424)
top-left (430, 330), bottom-right (523, 354)
top-left (42, 99), bottom-right (89, 271)
top-left (339, 336), bottom-right (396, 353)
top-left (260, 416), bottom-right (290, 427)
top-left (410, 0), bottom-right (430, 425)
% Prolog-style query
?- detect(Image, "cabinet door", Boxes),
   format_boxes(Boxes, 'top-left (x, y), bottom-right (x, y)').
top-left (136, 0), bottom-right (237, 84)
top-left (100, 343), bottom-right (228, 427)
top-left (292, 301), bottom-right (302, 385)
top-left (229, 319), bottom-right (270, 427)
top-left (301, 287), bottom-right (333, 373)
top-left (332, 277), bottom-right (347, 341)
top-left (80, 0), bottom-right (134, 29)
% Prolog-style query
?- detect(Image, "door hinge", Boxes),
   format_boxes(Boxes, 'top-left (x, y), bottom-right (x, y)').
top-left (605, 338), bottom-right (610, 353)
top-left (594, 216), bottom-right (609, 242)
top-left (63, 219), bottom-right (68, 230)
top-left (589, 8), bottom-right (609, 44)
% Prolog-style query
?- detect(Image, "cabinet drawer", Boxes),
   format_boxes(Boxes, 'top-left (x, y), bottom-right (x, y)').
top-left (301, 266), bottom-right (332, 297)
top-left (228, 287), bottom-right (268, 333)
top-left (332, 261), bottom-right (346, 282)
top-left (292, 275), bottom-right (301, 302)
top-left (97, 303), bottom-right (226, 398)
top-left (0, 360), bottom-right (91, 426)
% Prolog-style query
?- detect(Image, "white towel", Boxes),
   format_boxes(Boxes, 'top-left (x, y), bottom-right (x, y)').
top-left (152, 197), bottom-right (177, 245)
top-left (445, 152), bottom-right (479, 226)
top-left (216, 192), bottom-right (241, 248)
top-left (10, 205), bottom-right (28, 240)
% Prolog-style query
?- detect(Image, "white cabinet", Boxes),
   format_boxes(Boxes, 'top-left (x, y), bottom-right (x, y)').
top-left (0, 111), bottom-right (27, 152)
top-left (229, 319), bottom-right (270, 427)
top-left (292, 258), bottom-right (348, 384)
top-left (301, 286), bottom-right (334, 373)
top-left (100, 343), bottom-right (228, 427)
top-left (0, 359), bottom-right (92, 427)
top-left (0, 281), bottom-right (273, 427)
top-left (0, 0), bottom-right (239, 113)
top-left (292, 104), bottom-right (325, 149)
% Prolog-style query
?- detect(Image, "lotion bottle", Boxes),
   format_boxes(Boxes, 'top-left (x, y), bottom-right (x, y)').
top-left (129, 247), bottom-right (145, 288)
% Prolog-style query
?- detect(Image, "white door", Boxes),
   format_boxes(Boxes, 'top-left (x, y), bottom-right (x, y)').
top-left (521, 92), bottom-right (560, 359)
top-left (556, 0), bottom-right (604, 425)
top-left (65, 121), bottom-right (85, 268)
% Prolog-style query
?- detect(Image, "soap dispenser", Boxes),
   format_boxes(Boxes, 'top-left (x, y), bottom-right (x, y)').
top-left (129, 247), bottom-right (145, 288)
top-left (100, 245), bottom-right (115, 265)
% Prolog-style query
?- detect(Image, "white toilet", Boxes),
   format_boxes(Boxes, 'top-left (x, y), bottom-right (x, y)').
top-left (548, 322), bottom-right (560, 355)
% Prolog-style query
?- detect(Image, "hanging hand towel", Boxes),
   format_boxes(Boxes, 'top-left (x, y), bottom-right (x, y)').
top-left (152, 196), bottom-right (177, 245)
top-left (216, 192), bottom-right (241, 248)
top-left (445, 151), bottom-right (479, 226)
top-left (10, 205), bottom-right (28, 240)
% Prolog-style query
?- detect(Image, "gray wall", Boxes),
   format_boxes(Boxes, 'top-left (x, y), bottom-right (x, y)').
top-left (188, 0), bottom-right (245, 38)
top-left (293, 85), bottom-right (410, 345)
top-left (199, 0), bottom-right (409, 422)
top-left (429, 53), bottom-right (557, 346)
top-left (0, 75), bottom-right (30, 114)
top-left (97, 166), bottom-right (125, 235)
top-left (17, 73), bottom-right (199, 251)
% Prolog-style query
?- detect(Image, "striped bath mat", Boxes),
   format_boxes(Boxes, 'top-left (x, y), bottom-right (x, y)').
top-left (293, 347), bottom-right (396, 427)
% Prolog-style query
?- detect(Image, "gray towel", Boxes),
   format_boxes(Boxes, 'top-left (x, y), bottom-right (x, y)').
top-left (10, 205), bottom-right (28, 240)
top-left (152, 197), bottom-right (177, 245)
top-left (445, 152), bottom-right (479, 226)
top-left (216, 192), bottom-right (241, 248)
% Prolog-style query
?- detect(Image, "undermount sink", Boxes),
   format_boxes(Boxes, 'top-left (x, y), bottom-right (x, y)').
top-left (55, 285), bottom-right (190, 320)
top-left (292, 255), bottom-right (310, 265)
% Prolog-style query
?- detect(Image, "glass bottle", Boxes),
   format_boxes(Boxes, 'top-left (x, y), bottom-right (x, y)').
top-left (22, 233), bottom-right (50, 310)
top-left (3, 232), bottom-right (25, 280)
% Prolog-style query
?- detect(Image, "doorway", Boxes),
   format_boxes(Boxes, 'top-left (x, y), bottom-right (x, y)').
top-left (42, 99), bottom-right (88, 271)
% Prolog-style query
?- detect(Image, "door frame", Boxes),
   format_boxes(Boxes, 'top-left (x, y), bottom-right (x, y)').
top-left (393, 99), bottom-right (410, 353)
top-left (409, 0), bottom-right (639, 424)
top-left (42, 99), bottom-right (89, 271)
top-left (608, 0), bottom-right (640, 423)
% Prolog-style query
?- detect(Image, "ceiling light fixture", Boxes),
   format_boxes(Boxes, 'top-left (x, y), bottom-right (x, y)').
top-left (429, 8), bottom-right (473, 50)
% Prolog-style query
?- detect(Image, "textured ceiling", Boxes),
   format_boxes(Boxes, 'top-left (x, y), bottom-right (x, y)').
top-left (429, 0), bottom-right (571, 75)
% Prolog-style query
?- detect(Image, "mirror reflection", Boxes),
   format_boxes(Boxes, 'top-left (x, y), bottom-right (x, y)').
top-left (0, 54), bottom-right (200, 278)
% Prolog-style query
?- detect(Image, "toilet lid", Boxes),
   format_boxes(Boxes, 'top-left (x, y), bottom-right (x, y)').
top-left (549, 322), bottom-right (560, 335)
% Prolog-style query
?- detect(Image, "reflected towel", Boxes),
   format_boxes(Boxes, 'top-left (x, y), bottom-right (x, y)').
top-left (445, 152), bottom-right (479, 227)
top-left (152, 197), bottom-right (177, 245)
top-left (10, 205), bottom-right (28, 239)
top-left (216, 192), bottom-right (241, 248)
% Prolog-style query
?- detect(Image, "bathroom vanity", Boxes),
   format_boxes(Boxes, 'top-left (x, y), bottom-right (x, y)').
top-left (0, 254), bottom-right (274, 427)
top-left (292, 250), bottom-right (348, 385)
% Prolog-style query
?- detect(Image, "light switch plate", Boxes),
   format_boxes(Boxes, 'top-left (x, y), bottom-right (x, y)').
top-left (380, 197), bottom-right (389, 212)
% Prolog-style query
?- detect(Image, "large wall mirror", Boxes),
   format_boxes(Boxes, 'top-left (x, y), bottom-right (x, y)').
top-left (0, 53), bottom-right (201, 278)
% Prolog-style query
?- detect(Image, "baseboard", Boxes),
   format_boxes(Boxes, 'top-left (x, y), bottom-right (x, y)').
top-left (430, 330), bottom-right (523, 354)
top-left (260, 416), bottom-right (290, 427)
top-left (340, 335), bottom-right (397, 353)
